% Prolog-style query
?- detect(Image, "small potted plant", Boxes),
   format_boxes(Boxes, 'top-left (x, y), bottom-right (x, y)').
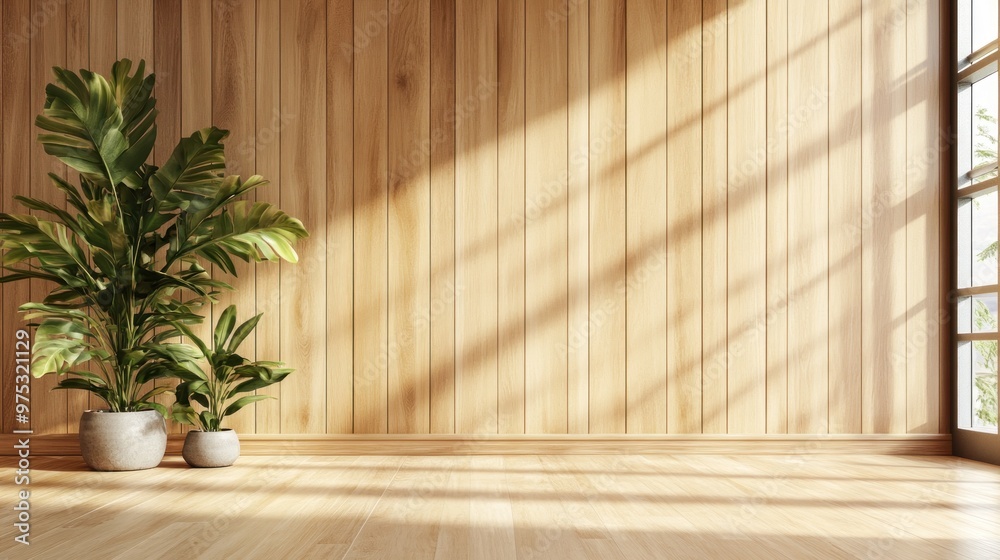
top-left (170, 305), bottom-right (291, 468)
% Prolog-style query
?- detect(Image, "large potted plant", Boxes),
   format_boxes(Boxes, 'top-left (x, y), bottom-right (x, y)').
top-left (0, 60), bottom-right (307, 471)
top-left (170, 305), bottom-right (291, 467)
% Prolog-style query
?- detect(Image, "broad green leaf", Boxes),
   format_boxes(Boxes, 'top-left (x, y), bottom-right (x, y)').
top-left (173, 381), bottom-right (193, 406)
top-left (35, 61), bottom-right (156, 188)
top-left (167, 320), bottom-right (211, 357)
top-left (222, 394), bottom-right (271, 419)
top-left (137, 401), bottom-right (168, 417)
top-left (67, 370), bottom-right (108, 386)
top-left (136, 385), bottom-right (172, 403)
top-left (171, 403), bottom-right (197, 426)
top-left (53, 379), bottom-right (110, 401)
top-left (149, 127), bottom-right (228, 215)
top-left (229, 367), bottom-right (292, 397)
top-left (191, 392), bottom-right (210, 409)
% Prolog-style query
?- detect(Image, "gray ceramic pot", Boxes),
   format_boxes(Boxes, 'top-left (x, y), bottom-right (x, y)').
top-left (79, 410), bottom-right (167, 471)
top-left (182, 429), bottom-right (240, 468)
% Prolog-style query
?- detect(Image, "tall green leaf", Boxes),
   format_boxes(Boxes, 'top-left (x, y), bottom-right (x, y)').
top-left (214, 305), bottom-right (237, 351)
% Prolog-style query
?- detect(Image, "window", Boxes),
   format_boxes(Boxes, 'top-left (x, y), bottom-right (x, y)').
top-left (957, 0), bottom-right (999, 433)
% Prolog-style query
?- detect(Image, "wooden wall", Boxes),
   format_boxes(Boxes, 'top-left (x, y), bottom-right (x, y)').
top-left (0, 0), bottom-right (948, 436)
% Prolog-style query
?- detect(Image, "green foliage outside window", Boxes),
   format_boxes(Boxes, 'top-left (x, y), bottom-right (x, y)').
top-left (972, 106), bottom-right (999, 428)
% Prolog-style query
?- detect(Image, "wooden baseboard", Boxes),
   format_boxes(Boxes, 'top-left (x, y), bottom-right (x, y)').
top-left (0, 433), bottom-right (952, 456)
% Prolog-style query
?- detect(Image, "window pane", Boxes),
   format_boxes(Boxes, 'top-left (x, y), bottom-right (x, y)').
top-left (959, 340), bottom-right (999, 432)
top-left (958, 294), bottom-right (998, 334)
top-left (972, 0), bottom-right (999, 54)
top-left (974, 338), bottom-right (998, 430)
top-left (959, 342), bottom-right (973, 429)
top-left (959, 200), bottom-right (972, 288)
top-left (971, 191), bottom-right (997, 286)
top-left (971, 72), bottom-right (997, 179)
top-left (959, 0), bottom-right (972, 60)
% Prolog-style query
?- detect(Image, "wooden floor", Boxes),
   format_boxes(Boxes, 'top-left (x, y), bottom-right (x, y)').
top-left (1, 455), bottom-right (998, 559)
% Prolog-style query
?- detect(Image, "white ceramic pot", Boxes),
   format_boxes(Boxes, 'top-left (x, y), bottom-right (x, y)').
top-left (78, 410), bottom-right (167, 471)
top-left (182, 429), bottom-right (240, 468)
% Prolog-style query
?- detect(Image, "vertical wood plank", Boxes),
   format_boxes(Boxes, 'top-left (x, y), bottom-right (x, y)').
top-left (117, 0), bottom-right (152, 64)
top-left (455, 0), bottom-right (498, 434)
top-left (153, 0), bottom-right (181, 194)
top-left (938, 0), bottom-right (952, 435)
top-left (65, 0), bottom-right (91, 424)
top-left (87, 0), bottom-right (116, 416)
top-left (862, 0), bottom-right (907, 434)
top-left (153, 0), bottom-right (181, 432)
top-left (354, 0), bottom-right (389, 434)
top-left (726, 0), bottom-right (767, 434)
top-left (588, 0), bottom-right (627, 434)
top-left (497, 0), bottom-right (525, 434)
top-left (787, 0), bottom-right (829, 434)
top-left (327, 0), bottom-right (354, 434)
top-left (624, 0), bottom-right (667, 434)
top-left (90, 0), bottom-right (116, 75)
top-left (1, 0), bottom-right (32, 433)
top-left (255, 0), bottom-right (282, 433)
top-left (905, 0), bottom-right (941, 434)
top-left (180, 0), bottom-right (213, 150)
top-left (30, 0), bottom-right (68, 434)
top-left (429, 0), bottom-right (456, 434)
top-left (388, 0), bottom-right (431, 434)
top-left (525, 0), bottom-right (568, 434)
top-left (212, 0), bottom-right (257, 435)
top-left (0, 0), bottom-right (5, 432)
top-left (701, 0), bottom-right (728, 434)
top-left (180, 0), bottom-right (213, 433)
top-left (765, 0), bottom-right (788, 435)
top-left (279, 0), bottom-right (326, 434)
top-left (666, 0), bottom-right (702, 434)
top-left (115, 0), bottom-right (154, 431)
top-left (829, 0), bottom-right (863, 434)
top-left (567, 0), bottom-right (590, 435)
